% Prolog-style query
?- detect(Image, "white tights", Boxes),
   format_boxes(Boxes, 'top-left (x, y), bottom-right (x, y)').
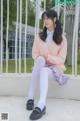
top-left (27, 56), bottom-right (56, 110)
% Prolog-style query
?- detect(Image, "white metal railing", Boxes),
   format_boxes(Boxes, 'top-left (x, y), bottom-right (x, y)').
top-left (56, 0), bottom-right (80, 76)
top-left (72, 0), bottom-right (80, 75)
top-left (15, 0), bottom-right (19, 73)
top-left (0, 0), bottom-right (80, 75)
top-left (24, 0), bottom-right (28, 73)
top-left (6, 0), bottom-right (9, 73)
top-left (0, 0), bottom-right (3, 73)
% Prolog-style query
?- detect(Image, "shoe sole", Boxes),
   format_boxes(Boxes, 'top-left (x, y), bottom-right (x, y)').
top-left (30, 111), bottom-right (46, 120)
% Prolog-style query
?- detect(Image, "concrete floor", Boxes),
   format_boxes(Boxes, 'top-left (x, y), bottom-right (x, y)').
top-left (0, 96), bottom-right (80, 121)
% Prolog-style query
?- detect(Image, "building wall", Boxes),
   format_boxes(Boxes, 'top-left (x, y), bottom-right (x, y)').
top-left (3, 31), bottom-right (34, 60)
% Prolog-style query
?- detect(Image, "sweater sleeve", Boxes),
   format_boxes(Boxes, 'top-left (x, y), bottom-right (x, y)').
top-left (32, 33), bottom-right (40, 60)
top-left (47, 36), bottom-right (67, 65)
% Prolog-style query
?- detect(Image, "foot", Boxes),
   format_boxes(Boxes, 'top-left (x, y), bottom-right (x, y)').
top-left (29, 106), bottom-right (46, 120)
top-left (26, 99), bottom-right (34, 110)
top-left (58, 75), bottom-right (69, 85)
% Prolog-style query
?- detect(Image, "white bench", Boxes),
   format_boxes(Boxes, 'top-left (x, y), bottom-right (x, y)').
top-left (0, 73), bottom-right (80, 100)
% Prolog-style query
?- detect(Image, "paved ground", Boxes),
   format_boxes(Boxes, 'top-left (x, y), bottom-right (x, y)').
top-left (0, 96), bottom-right (80, 121)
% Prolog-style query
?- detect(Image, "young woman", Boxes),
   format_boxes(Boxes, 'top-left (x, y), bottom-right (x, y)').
top-left (26, 9), bottom-right (69, 120)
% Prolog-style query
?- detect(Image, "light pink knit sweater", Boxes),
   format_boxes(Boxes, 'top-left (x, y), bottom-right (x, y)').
top-left (32, 34), bottom-right (67, 72)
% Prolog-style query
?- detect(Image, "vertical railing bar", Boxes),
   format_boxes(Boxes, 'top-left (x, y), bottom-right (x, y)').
top-left (24, 0), bottom-right (28, 73)
top-left (15, 0), bottom-right (19, 73)
top-left (35, 0), bottom-right (41, 36)
top-left (72, 0), bottom-right (80, 76)
top-left (6, 0), bottom-right (9, 73)
top-left (19, 0), bottom-right (22, 73)
top-left (74, 0), bottom-right (80, 75)
top-left (57, 0), bottom-right (60, 19)
top-left (0, 0), bottom-right (3, 73)
top-left (55, 0), bottom-right (57, 11)
top-left (72, 17), bottom-right (75, 75)
top-left (44, 0), bottom-right (46, 11)
top-left (34, 0), bottom-right (41, 66)
top-left (35, 0), bottom-right (38, 36)
top-left (72, 4), bottom-right (75, 75)
top-left (63, 0), bottom-right (66, 34)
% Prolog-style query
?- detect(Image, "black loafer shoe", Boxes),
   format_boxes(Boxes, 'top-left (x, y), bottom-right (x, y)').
top-left (26, 99), bottom-right (34, 110)
top-left (29, 106), bottom-right (46, 120)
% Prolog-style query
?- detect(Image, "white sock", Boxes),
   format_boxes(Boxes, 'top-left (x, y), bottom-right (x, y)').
top-left (37, 67), bottom-right (53, 110)
top-left (27, 56), bottom-right (46, 100)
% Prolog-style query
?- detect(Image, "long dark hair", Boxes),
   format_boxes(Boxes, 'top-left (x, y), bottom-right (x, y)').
top-left (39, 9), bottom-right (63, 45)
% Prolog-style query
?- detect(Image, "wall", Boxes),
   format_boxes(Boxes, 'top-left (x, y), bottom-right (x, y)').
top-left (0, 73), bottom-right (80, 100)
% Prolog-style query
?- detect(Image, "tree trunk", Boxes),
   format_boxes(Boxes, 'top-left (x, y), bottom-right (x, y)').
top-left (65, 15), bottom-right (74, 66)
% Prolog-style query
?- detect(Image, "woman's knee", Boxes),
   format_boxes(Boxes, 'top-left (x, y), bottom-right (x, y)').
top-left (36, 56), bottom-right (45, 62)
top-left (35, 56), bottom-right (46, 66)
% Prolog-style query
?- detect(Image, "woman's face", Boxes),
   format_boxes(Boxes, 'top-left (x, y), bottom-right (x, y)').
top-left (43, 15), bottom-right (55, 30)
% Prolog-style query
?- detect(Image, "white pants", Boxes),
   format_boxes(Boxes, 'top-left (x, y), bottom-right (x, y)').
top-left (27, 56), bottom-right (59, 110)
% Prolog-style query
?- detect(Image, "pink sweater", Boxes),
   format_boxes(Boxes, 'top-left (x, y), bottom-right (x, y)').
top-left (32, 33), bottom-right (67, 72)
